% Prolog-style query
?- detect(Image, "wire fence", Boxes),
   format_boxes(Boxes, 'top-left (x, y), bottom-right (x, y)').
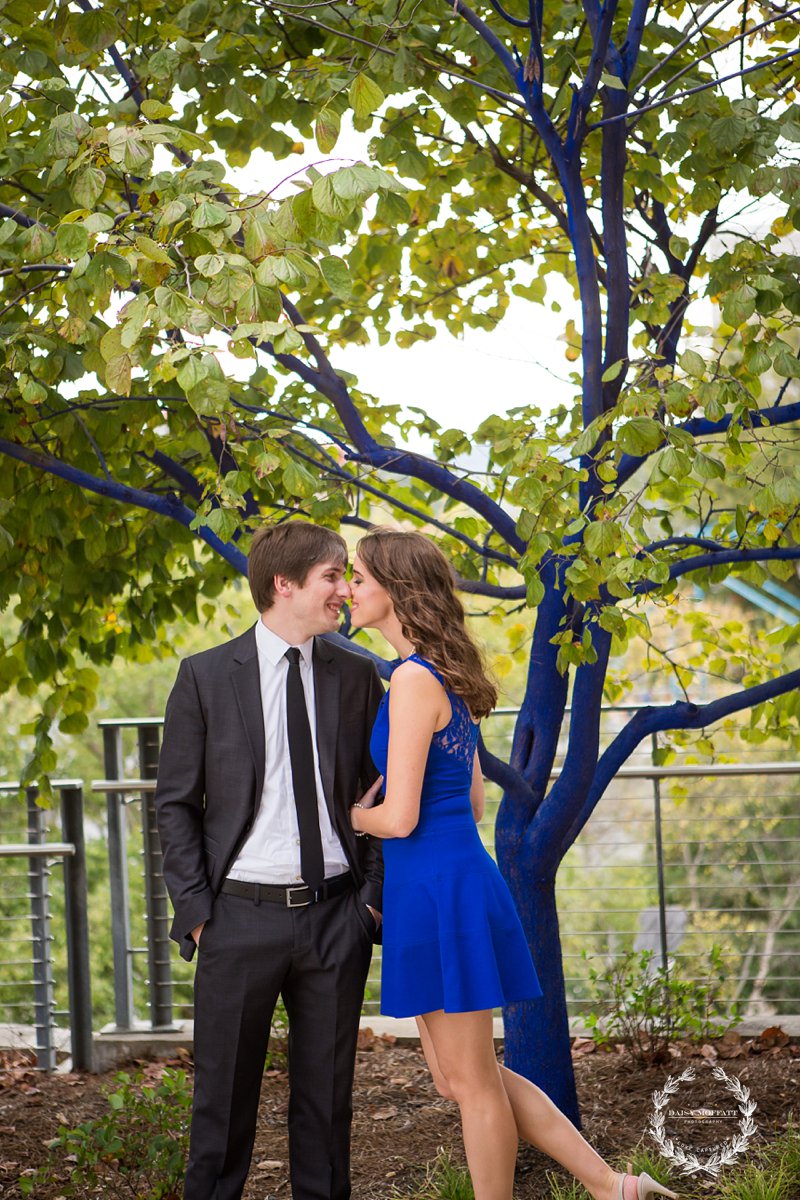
top-left (0, 707), bottom-right (798, 1067)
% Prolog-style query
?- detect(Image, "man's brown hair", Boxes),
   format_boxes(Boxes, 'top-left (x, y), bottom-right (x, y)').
top-left (248, 521), bottom-right (348, 611)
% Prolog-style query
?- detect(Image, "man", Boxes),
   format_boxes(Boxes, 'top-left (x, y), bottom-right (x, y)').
top-left (155, 521), bottom-right (384, 1200)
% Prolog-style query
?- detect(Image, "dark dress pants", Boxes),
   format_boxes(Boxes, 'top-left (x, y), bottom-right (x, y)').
top-left (185, 886), bottom-right (374, 1200)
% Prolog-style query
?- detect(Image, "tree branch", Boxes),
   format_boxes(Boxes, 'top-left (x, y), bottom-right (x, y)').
top-left (0, 202), bottom-right (46, 229)
top-left (450, 0), bottom-right (519, 81)
top-left (578, 0), bottom-right (621, 117)
top-left (148, 450), bottom-right (204, 501)
top-left (621, 0), bottom-right (649, 82)
top-left (571, 666), bottom-right (800, 840)
top-left (590, 46), bottom-right (800, 131)
top-left (633, 544), bottom-right (800, 598)
top-left (615, 399), bottom-right (800, 487)
top-left (0, 439), bottom-right (248, 573)
top-left (478, 736), bottom-right (535, 804)
top-left (286, 441), bottom-right (520, 568)
top-left (257, 314), bottom-right (527, 553)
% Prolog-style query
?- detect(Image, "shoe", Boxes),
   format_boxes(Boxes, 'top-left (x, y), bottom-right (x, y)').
top-left (616, 1166), bottom-right (678, 1199)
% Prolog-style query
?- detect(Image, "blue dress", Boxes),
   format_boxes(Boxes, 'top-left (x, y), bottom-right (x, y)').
top-left (371, 654), bottom-right (542, 1017)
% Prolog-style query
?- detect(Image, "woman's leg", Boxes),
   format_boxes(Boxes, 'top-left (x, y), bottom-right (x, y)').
top-left (417, 1010), bottom-right (518, 1200)
top-left (498, 1065), bottom-right (619, 1200)
top-left (416, 1015), bottom-right (625, 1200)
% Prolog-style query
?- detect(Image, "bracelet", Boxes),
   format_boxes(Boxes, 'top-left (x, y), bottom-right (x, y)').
top-left (352, 801), bottom-right (368, 837)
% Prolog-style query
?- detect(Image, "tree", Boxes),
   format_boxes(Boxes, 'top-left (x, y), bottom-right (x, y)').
top-left (1, 0), bottom-right (799, 1120)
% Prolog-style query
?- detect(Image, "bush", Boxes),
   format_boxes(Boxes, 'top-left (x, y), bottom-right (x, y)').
top-left (584, 945), bottom-right (739, 1064)
top-left (20, 1067), bottom-right (191, 1200)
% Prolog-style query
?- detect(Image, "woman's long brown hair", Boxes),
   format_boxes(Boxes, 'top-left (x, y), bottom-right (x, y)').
top-left (356, 529), bottom-right (498, 719)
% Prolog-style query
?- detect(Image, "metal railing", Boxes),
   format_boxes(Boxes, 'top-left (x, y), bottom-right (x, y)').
top-left (98, 720), bottom-right (178, 1033)
top-left (0, 782), bottom-right (92, 1070)
top-left (2, 710), bottom-right (798, 1054)
top-left (85, 714), bottom-right (800, 1027)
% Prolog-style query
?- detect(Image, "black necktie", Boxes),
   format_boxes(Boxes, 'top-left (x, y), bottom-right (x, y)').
top-left (284, 647), bottom-right (325, 891)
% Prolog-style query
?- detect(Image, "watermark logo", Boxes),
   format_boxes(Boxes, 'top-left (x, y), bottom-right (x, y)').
top-left (649, 1065), bottom-right (757, 1176)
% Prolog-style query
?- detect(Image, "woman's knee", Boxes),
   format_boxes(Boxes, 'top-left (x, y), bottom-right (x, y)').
top-left (435, 1060), bottom-right (501, 1106)
top-left (431, 1068), bottom-right (457, 1100)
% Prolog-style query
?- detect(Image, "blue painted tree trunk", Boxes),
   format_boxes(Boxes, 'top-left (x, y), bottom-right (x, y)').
top-left (501, 872), bottom-right (581, 1125)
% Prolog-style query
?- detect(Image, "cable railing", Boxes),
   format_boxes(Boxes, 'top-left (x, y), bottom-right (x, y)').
top-left (0, 782), bottom-right (92, 1070)
top-left (1, 708), bottom-right (798, 1064)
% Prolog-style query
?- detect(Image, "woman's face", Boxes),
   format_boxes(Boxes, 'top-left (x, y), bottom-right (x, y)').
top-left (348, 555), bottom-right (394, 630)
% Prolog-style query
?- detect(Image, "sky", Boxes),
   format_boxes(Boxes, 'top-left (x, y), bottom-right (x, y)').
top-left (225, 118), bottom-right (580, 439)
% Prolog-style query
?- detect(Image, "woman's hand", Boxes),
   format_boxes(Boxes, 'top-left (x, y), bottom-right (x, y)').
top-left (351, 775), bottom-right (383, 833)
top-left (357, 775), bottom-right (383, 810)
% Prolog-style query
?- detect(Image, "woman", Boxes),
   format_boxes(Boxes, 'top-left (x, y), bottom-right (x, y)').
top-left (349, 529), bottom-right (677, 1200)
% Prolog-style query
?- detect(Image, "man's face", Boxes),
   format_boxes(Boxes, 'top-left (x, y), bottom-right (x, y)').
top-left (286, 558), bottom-right (350, 637)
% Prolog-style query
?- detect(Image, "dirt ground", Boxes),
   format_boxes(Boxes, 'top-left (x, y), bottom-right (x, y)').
top-left (0, 1028), bottom-right (798, 1199)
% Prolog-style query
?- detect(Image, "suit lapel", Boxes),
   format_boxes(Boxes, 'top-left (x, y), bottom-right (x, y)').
top-left (231, 626), bottom-right (266, 806)
top-left (313, 638), bottom-right (340, 820)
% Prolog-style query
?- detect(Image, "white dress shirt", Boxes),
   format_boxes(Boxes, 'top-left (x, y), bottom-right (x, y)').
top-left (227, 618), bottom-right (349, 884)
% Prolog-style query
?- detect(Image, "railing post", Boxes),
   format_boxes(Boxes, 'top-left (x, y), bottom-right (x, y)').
top-left (59, 784), bottom-right (94, 1071)
top-left (137, 725), bottom-right (176, 1031)
top-left (103, 725), bottom-right (135, 1030)
top-left (651, 732), bottom-right (670, 975)
top-left (26, 789), bottom-right (57, 1071)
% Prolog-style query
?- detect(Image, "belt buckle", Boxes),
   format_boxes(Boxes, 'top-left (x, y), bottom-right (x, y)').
top-left (286, 885), bottom-right (311, 908)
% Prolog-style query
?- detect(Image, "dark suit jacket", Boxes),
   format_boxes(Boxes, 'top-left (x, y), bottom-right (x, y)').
top-left (154, 625), bottom-right (385, 961)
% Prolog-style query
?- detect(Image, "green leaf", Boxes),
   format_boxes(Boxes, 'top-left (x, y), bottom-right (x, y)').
top-left (721, 285), bottom-right (757, 328)
top-left (75, 8), bottom-right (117, 50)
top-left (584, 521), bottom-right (621, 557)
top-left (616, 417), bottom-right (663, 456)
top-left (601, 359), bottom-right (624, 383)
top-left (55, 223), bottom-right (89, 260)
top-left (176, 355), bottom-right (213, 391)
top-left (319, 255), bottom-right (352, 299)
top-left (311, 174), bottom-right (353, 220)
top-left (194, 253), bottom-right (226, 277)
top-left (119, 293), bottom-right (150, 349)
top-left (349, 74), bottom-right (385, 120)
top-left (282, 460), bottom-right (317, 498)
top-left (105, 355), bottom-right (132, 396)
top-left (315, 107), bottom-right (341, 154)
top-left (141, 99), bottom-right (175, 120)
top-left (107, 126), bottom-right (152, 173)
top-left (679, 349), bottom-right (705, 378)
top-left (658, 446), bottom-right (691, 480)
top-left (72, 167), bottom-right (106, 208)
top-left (204, 507), bottom-right (240, 541)
top-left (135, 236), bottom-right (173, 265)
top-left (331, 165), bottom-right (378, 201)
top-left (191, 200), bottom-right (229, 229)
top-left (773, 345), bottom-right (800, 379)
top-left (692, 453), bottom-right (724, 480)
top-left (186, 379), bottom-right (230, 415)
top-left (525, 573), bottom-right (545, 607)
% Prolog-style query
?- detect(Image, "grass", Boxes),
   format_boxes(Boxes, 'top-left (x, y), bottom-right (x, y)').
top-left (758, 1120), bottom-right (800, 1196)
top-left (406, 1150), bottom-right (474, 1200)
top-left (715, 1161), bottom-right (791, 1200)
top-left (545, 1171), bottom-right (590, 1199)
top-left (398, 1128), bottom-right (800, 1200)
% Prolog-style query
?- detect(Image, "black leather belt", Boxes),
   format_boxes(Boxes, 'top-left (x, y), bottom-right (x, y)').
top-left (221, 871), bottom-right (353, 908)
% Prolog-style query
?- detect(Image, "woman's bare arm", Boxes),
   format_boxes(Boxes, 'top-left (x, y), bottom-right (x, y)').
top-left (350, 662), bottom-right (448, 839)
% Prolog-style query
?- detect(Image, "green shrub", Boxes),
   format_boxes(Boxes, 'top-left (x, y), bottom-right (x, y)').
top-left (20, 1067), bottom-right (191, 1200)
top-left (584, 945), bottom-right (739, 1064)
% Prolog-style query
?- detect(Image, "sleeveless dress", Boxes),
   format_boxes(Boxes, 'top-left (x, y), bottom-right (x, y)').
top-left (370, 654), bottom-right (542, 1017)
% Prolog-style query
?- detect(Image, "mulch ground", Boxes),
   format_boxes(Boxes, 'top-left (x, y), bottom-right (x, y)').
top-left (0, 1028), bottom-right (798, 1199)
